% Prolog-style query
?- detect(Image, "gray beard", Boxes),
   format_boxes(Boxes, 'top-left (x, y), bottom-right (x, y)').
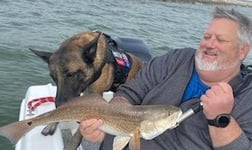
top-left (195, 52), bottom-right (241, 71)
top-left (195, 53), bottom-right (219, 71)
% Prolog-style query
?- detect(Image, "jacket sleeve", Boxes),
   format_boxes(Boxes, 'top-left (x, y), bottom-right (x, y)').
top-left (214, 132), bottom-right (251, 150)
top-left (214, 84), bottom-right (252, 150)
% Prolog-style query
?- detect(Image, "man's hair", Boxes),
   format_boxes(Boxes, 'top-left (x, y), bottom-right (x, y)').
top-left (213, 7), bottom-right (252, 49)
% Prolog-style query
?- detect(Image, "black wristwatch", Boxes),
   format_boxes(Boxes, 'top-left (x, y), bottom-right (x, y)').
top-left (207, 114), bottom-right (231, 128)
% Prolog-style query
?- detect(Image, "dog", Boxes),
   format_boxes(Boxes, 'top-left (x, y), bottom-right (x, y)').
top-left (30, 31), bottom-right (152, 149)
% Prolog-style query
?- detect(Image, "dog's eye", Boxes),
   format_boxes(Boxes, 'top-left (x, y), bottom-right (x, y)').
top-left (65, 70), bottom-right (84, 81)
top-left (66, 72), bottom-right (76, 78)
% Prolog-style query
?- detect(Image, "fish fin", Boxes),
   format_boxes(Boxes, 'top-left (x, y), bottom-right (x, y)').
top-left (0, 119), bottom-right (34, 144)
top-left (129, 130), bottom-right (141, 150)
top-left (59, 94), bottom-right (108, 108)
top-left (113, 136), bottom-right (131, 150)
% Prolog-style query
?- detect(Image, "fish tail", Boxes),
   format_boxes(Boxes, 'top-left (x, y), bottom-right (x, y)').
top-left (0, 119), bottom-right (35, 144)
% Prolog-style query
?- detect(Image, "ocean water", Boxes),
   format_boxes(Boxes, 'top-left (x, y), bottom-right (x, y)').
top-left (0, 0), bottom-right (251, 149)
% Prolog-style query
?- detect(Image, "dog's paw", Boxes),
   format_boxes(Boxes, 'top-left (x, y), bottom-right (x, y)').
top-left (41, 122), bottom-right (58, 136)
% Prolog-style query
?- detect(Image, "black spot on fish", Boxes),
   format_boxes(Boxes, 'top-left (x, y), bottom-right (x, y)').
top-left (27, 121), bottom-right (33, 126)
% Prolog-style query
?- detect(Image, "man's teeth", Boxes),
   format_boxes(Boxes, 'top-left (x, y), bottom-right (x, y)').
top-left (204, 51), bottom-right (217, 56)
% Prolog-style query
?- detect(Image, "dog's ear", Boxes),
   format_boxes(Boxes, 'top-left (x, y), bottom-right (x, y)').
top-left (81, 33), bottom-right (100, 64)
top-left (29, 48), bottom-right (52, 64)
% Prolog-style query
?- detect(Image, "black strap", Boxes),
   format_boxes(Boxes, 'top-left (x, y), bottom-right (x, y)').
top-left (110, 50), bottom-right (132, 92)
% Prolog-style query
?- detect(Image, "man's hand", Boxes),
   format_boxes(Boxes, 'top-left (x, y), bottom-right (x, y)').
top-left (79, 119), bottom-right (105, 143)
top-left (200, 82), bottom-right (234, 119)
top-left (79, 96), bottom-right (130, 143)
top-left (200, 82), bottom-right (242, 147)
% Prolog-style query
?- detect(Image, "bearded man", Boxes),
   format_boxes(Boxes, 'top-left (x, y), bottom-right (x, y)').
top-left (80, 7), bottom-right (252, 150)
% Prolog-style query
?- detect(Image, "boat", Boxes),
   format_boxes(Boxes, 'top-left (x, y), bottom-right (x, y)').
top-left (15, 83), bottom-right (113, 150)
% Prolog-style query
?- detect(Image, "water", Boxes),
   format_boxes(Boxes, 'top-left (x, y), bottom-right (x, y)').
top-left (0, 0), bottom-right (251, 149)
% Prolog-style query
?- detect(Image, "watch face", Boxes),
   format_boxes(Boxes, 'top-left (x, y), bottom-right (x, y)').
top-left (217, 115), bottom-right (230, 127)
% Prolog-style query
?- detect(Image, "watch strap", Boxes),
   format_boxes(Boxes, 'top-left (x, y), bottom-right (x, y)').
top-left (207, 119), bottom-right (218, 126)
top-left (207, 114), bottom-right (231, 128)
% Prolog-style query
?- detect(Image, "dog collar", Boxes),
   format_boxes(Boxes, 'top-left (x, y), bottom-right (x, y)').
top-left (108, 47), bottom-right (132, 92)
top-left (112, 50), bottom-right (131, 69)
top-left (104, 33), bottom-right (132, 92)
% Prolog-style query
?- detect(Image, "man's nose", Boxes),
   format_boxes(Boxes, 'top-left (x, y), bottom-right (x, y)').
top-left (205, 37), bottom-right (217, 48)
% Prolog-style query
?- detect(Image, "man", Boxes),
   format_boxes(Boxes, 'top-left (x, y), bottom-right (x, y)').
top-left (80, 7), bottom-right (252, 149)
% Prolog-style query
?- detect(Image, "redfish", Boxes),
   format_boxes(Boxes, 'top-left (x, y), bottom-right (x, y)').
top-left (0, 94), bottom-right (182, 150)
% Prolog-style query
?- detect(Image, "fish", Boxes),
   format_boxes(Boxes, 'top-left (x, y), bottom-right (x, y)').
top-left (0, 94), bottom-right (182, 150)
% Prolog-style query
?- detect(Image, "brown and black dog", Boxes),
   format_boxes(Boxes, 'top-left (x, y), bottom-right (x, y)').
top-left (31, 31), bottom-right (152, 149)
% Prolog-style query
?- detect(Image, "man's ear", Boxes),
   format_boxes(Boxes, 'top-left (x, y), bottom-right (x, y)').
top-left (29, 48), bottom-right (53, 64)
